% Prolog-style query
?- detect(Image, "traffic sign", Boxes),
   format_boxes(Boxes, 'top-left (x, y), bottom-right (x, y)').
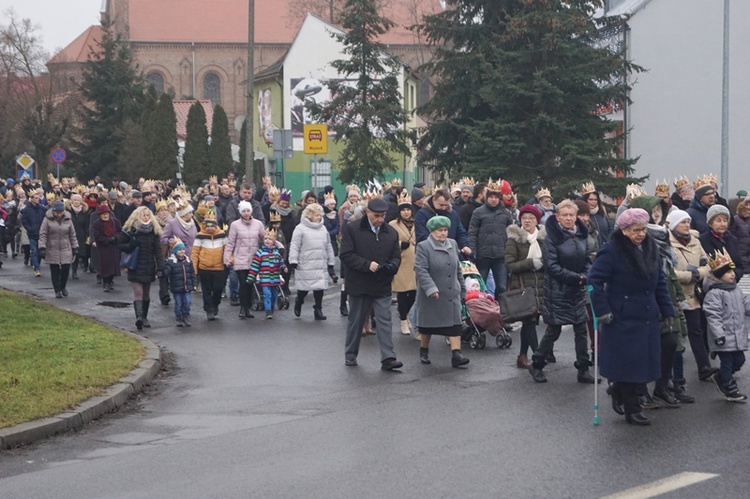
top-left (16, 153), bottom-right (35, 169)
top-left (50, 147), bottom-right (67, 164)
top-left (303, 124), bottom-right (328, 154)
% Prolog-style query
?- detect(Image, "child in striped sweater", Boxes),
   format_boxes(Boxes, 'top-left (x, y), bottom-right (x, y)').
top-left (247, 230), bottom-right (286, 319)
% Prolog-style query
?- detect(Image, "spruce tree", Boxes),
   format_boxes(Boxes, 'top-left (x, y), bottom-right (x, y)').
top-left (417, 0), bottom-right (645, 200)
top-left (182, 101), bottom-right (209, 187)
top-left (307, 0), bottom-right (411, 184)
top-left (208, 104), bottom-right (233, 176)
top-left (71, 21), bottom-right (145, 181)
top-left (149, 93), bottom-right (179, 180)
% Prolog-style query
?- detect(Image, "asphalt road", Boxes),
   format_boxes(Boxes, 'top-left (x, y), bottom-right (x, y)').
top-left (1, 256), bottom-right (749, 498)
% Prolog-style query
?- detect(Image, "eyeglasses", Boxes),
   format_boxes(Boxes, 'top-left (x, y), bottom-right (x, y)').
top-left (626, 227), bottom-right (647, 234)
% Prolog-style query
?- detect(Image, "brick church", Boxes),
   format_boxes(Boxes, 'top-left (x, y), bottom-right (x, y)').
top-left (48, 0), bottom-right (443, 141)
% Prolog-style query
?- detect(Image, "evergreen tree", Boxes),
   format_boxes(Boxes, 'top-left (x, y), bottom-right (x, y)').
top-left (149, 92), bottom-right (179, 180)
top-left (182, 101), bottom-right (209, 187)
top-left (416, 0), bottom-right (645, 200)
top-left (208, 104), bottom-right (233, 176)
top-left (71, 21), bottom-right (145, 181)
top-left (307, 0), bottom-right (411, 184)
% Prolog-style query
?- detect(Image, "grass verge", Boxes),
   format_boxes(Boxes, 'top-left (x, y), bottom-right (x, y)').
top-left (0, 289), bottom-right (145, 429)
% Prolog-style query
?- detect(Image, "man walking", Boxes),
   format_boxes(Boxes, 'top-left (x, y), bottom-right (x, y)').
top-left (340, 197), bottom-right (403, 370)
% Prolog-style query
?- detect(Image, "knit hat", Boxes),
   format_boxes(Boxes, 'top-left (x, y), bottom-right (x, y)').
top-left (52, 200), bottom-right (65, 211)
top-left (500, 180), bottom-right (513, 195)
top-left (706, 204), bottom-right (730, 225)
top-left (666, 209), bottom-right (691, 229)
top-left (464, 278), bottom-right (480, 291)
top-left (131, 190), bottom-right (142, 198)
top-left (238, 200), bottom-right (253, 214)
top-left (574, 200), bottom-right (590, 216)
top-left (518, 204), bottom-right (542, 222)
top-left (426, 215), bottom-right (451, 232)
top-left (177, 202), bottom-right (193, 217)
top-left (97, 204), bottom-right (111, 214)
top-left (170, 236), bottom-right (186, 255)
top-left (617, 208), bottom-right (650, 229)
top-left (107, 190), bottom-right (118, 200)
top-left (411, 188), bottom-right (425, 203)
top-left (694, 185), bottom-right (714, 199)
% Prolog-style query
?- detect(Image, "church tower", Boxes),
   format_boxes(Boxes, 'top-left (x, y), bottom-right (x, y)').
top-left (101, 0), bottom-right (130, 40)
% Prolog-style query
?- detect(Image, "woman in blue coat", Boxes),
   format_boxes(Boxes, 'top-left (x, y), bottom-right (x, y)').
top-left (588, 208), bottom-right (674, 426)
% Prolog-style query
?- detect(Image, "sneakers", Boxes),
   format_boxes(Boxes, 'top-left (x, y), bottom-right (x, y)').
top-left (577, 370), bottom-right (601, 384)
top-left (266, 313), bottom-right (273, 319)
top-left (345, 358), bottom-right (358, 367)
top-left (711, 373), bottom-right (748, 402)
top-left (529, 365), bottom-right (547, 383)
top-left (381, 358), bottom-right (403, 371)
top-left (176, 316), bottom-right (184, 327)
top-left (34, 270), bottom-right (41, 277)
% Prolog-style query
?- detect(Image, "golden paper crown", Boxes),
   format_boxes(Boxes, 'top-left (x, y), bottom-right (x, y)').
top-left (155, 199), bottom-right (168, 212)
top-left (324, 191), bottom-right (336, 202)
top-left (269, 212), bottom-right (281, 223)
top-left (398, 189), bottom-right (411, 205)
top-left (706, 173), bottom-right (718, 185)
top-left (73, 185), bottom-right (87, 195)
top-left (693, 175), bottom-right (712, 191)
top-left (87, 180), bottom-right (95, 187)
top-left (486, 178), bottom-right (500, 192)
top-left (581, 182), bottom-right (597, 196)
top-left (460, 260), bottom-right (480, 277)
top-left (362, 188), bottom-right (374, 201)
top-left (209, 175), bottom-right (218, 183)
top-left (450, 182), bottom-right (461, 193)
top-left (655, 179), bottom-right (670, 196)
top-left (264, 228), bottom-right (277, 240)
top-left (346, 184), bottom-right (361, 195)
top-left (262, 176), bottom-right (272, 185)
top-left (228, 180), bottom-right (236, 187)
top-left (535, 187), bottom-right (551, 200)
top-left (45, 192), bottom-right (55, 203)
top-left (461, 177), bottom-right (475, 188)
top-left (268, 185), bottom-right (280, 200)
top-left (626, 183), bottom-right (646, 201)
top-left (382, 181), bottom-right (392, 191)
top-left (391, 178), bottom-right (402, 187)
top-left (707, 247), bottom-right (734, 272)
top-left (674, 176), bottom-right (690, 191)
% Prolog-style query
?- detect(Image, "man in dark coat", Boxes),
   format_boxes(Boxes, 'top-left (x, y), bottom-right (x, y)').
top-left (414, 189), bottom-right (471, 259)
top-left (687, 181), bottom-right (716, 235)
top-left (529, 199), bottom-right (596, 384)
top-left (468, 185), bottom-right (513, 297)
top-left (21, 190), bottom-right (47, 276)
top-left (340, 198), bottom-right (403, 370)
top-left (458, 182), bottom-right (486, 231)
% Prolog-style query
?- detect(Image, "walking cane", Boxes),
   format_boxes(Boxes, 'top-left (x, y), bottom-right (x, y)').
top-left (587, 285), bottom-right (600, 426)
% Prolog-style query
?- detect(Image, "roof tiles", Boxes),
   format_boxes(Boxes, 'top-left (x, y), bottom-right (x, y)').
top-left (48, 25), bottom-right (104, 64)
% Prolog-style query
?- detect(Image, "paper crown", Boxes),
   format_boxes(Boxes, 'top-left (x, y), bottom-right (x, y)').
top-left (536, 187), bottom-right (551, 200)
top-left (626, 183), bottom-right (647, 201)
top-left (398, 189), bottom-right (411, 205)
top-left (450, 182), bottom-right (461, 193)
top-left (73, 185), bottom-right (87, 194)
top-left (655, 179), bottom-right (670, 196)
top-left (155, 199), bottom-right (168, 212)
top-left (264, 228), bottom-right (277, 240)
top-left (45, 192), bottom-right (56, 203)
top-left (269, 212), bottom-right (281, 223)
top-left (279, 188), bottom-right (292, 202)
top-left (674, 176), bottom-right (690, 191)
top-left (324, 191), bottom-right (336, 202)
top-left (707, 247), bottom-right (734, 272)
top-left (461, 177), bottom-right (475, 188)
top-left (460, 260), bottom-right (480, 277)
top-left (391, 178), bottom-right (402, 187)
top-left (209, 175), bottom-right (218, 183)
top-left (203, 209), bottom-right (217, 223)
top-left (581, 182), bottom-right (597, 196)
top-left (227, 180), bottom-right (236, 187)
top-left (268, 185), bottom-right (280, 200)
top-left (705, 173), bottom-right (718, 185)
top-left (346, 184), bottom-right (361, 195)
top-left (262, 176), bottom-right (272, 184)
top-left (486, 178), bottom-right (500, 192)
top-left (693, 175), bottom-right (713, 191)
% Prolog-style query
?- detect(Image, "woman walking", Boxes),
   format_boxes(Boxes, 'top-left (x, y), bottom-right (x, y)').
top-left (119, 206), bottom-right (164, 331)
top-left (224, 200), bottom-right (265, 319)
top-left (38, 201), bottom-right (78, 298)
top-left (66, 193), bottom-right (89, 279)
top-left (389, 192), bottom-right (417, 336)
top-left (90, 203), bottom-right (122, 292)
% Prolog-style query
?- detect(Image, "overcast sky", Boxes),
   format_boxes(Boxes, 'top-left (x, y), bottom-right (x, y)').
top-left (0, 0), bottom-right (99, 57)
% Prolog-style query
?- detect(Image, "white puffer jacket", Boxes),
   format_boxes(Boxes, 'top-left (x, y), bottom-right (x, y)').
top-left (289, 216), bottom-right (335, 291)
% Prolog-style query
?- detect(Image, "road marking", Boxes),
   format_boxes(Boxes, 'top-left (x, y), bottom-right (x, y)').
top-left (602, 472), bottom-right (719, 499)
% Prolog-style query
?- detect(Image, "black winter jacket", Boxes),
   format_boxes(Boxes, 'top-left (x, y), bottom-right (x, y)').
top-left (732, 215), bottom-right (750, 274)
top-left (468, 202), bottom-right (514, 259)
top-left (21, 202), bottom-right (47, 240)
top-left (164, 254), bottom-right (197, 293)
top-left (67, 205), bottom-right (90, 248)
top-left (699, 230), bottom-right (744, 282)
top-left (542, 216), bottom-right (592, 326)
top-left (339, 216), bottom-right (401, 297)
top-left (118, 228), bottom-right (164, 283)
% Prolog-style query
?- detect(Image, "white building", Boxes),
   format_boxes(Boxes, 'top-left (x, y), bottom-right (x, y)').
top-left (605, 0), bottom-right (750, 196)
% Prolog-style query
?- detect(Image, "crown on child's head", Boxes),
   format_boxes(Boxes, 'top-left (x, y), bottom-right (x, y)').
top-left (324, 191), bottom-right (336, 202)
top-left (170, 236), bottom-right (185, 253)
top-left (268, 185), bottom-right (280, 200)
top-left (708, 248), bottom-right (734, 272)
top-left (460, 260), bottom-right (480, 277)
top-left (264, 228), bottom-right (277, 240)
top-left (269, 211), bottom-right (281, 223)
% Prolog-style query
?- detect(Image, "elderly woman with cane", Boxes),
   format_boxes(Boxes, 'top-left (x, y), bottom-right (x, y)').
top-left (588, 208), bottom-right (675, 426)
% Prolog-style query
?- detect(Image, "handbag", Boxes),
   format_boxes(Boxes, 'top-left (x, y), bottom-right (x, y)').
top-left (119, 231), bottom-right (139, 270)
top-left (498, 274), bottom-right (538, 323)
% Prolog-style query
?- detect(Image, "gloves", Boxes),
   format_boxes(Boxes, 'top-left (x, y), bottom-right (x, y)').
top-left (597, 313), bottom-right (614, 324)
top-left (72, 248), bottom-right (78, 258)
top-left (532, 258), bottom-right (543, 270)
top-left (665, 316), bottom-right (674, 331)
top-left (400, 241), bottom-right (410, 250)
top-left (328, 265), bottom-right (338, 283)
top-left (109, 236), bottom-right (119, 245)
top-left (289, 263), bottom-right (298, 271)
top-left (38, 248), bottom-right (46, 260)
top-left (688, 268), bottom-right (700, 283)
top-left (156, 270), bottom-right (163, 279)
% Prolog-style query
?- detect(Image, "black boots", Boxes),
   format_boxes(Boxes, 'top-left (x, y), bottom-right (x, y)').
top-left (340, 290), bottom-right (348, 316)
top-left (313, 291), bottom-right (325, 320)
top-left (607, 384), bottom-right (625, 415)
top-left (529, 364), bottom-right (547, 383)
top-left (314, 307), bottom-right (327, 320)
top-left (141, 301), bottom-right (151, 328)
top-left (419, 348), bottom-right (431, 364)
top-left (575, 361), bottom-right (601, 384)
top-left (653, 379), bottom-right (681, 408)
top-left (133, 301), bottom-right (144, 330)
top-left (239, 306), bottom-right (254, 319)
top-left (671, 378), bottom-right (695, 403)
top-left (451, 349), bottom-right (469, 368)
top-left (625, 412), bottom-right (651, 426)
top-left (294, 292), bottom-right (304, 317)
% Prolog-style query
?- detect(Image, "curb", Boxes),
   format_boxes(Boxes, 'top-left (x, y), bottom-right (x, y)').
top-left (0, 332), bottom-right (161, 450)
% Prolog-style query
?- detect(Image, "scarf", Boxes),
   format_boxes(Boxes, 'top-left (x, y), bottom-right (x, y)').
top-left (103, 219), bottom-right (115, 237)
top-left (178, 214), bottom-right (195, 232)
top-left (502, 198), bottom-right (514, 208)
top-left (710, 230), bottom-right (727, 244)
top-left (138, 221), bottom-right (154, 234)
top-left (325, 211), bottom-right (337, 220)
top-left (272, 203), bottom-right (292, 217)
top-left (526, 228), bottom-right (542, 260)
top-left (671, 230), bottom-right (691, 246)
top-left (590, 204), bottom-right (599, 215)
top-left (156, 213), bottom-right (171, 228)
top-left (558, 222), bottom-right (578, 236)
top-left (70, 203), bottom-right (82, 214)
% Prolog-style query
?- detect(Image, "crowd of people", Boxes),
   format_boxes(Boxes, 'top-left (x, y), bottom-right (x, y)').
top-left (1, 171), bottom-right (749, 425)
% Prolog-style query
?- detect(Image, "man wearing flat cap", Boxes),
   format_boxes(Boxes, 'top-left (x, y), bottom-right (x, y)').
top-left (340, 197), bottom-right (403, 370)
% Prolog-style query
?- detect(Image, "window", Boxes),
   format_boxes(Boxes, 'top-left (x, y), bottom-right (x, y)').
top-left (310, 159), bottom-right (332, 191)
top-left (203, 73), bottom-right (221, 106)
top-left (147, 72), bottom-right (164, 94)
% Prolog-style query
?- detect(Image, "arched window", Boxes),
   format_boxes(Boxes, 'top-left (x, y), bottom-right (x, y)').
top-left (203, 72), bottom-right (221, 106)
top-left (147, 72), bottom-right (164, 95)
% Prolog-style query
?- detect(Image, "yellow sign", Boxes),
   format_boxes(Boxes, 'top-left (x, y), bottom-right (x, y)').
top-left (16, 153), bottom-right (35, 168)
top-left (303, 124), bottom-right (328, 154)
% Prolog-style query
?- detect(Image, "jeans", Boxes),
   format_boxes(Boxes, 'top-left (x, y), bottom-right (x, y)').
top-left (29, 238), bottom-right (40, 271)
top-left (476, 257), bottom-right (506, 297)
top-left (228, 267), bottom-right (239, 299)
top-left (173, 292), bottom-right (192, 317)
top-left (262, 286), bottom-right (279, 312)
top-left (717, 351), bottom-right (745, 386)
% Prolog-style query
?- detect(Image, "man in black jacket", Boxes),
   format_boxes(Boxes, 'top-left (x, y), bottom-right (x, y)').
top-left (340, 198), bottom-right (403, 370)
top-left (459, 182), bottom-right (486, 231)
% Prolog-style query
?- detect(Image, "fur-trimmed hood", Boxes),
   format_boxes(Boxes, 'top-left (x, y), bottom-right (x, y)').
top-left (507, 223), bottom-right (547, 244)
top-left (611, 228), bottom-right (658, 279)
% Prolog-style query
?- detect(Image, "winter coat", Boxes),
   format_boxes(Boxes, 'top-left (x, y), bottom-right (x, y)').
top-left (468, 202), bottom-right (514, 260)
top-left (687, 199), bottom-right (710, 235)
top-left (66, 204), bottom-right (89, 249)
top-left (505, 224), bottom-right (546, 311)
top-left (289, 216), bottom-right (335, 291)
top-left (702, 278), bottom-right (750, 353)
top-left (389, 219), bottom-right (416, 292)
top-left (38, 210), bottom-right (78, 265)
top-left (732, 214), bottom-right (750, 274)
top-left (161, 217), bottom-right (198, 256)
top-left (164, 254), bottom-right (197, 293)
top-left (21, 202), bottom-right (46, 240)
top-left (458, 199), bottom-right (482, 231)
top-left (323, 211), bottom-right (340, 256)
top-left (670, 230), bottom-right (710, 310)
top-left (414, 196), bottom-right (469, 248)
top-left (224, 196), bottom-right (265, 225)
top-left (589, 210), bottom-right (612, 247)
top-left (192, 228), bottom-right (227, 273)
top-left (340, 215), bottom-right (401, 297)
top-left (247, 245), bottom-right (285, 286)
top-left (118, 227), bottom-right (164, 283)
top-left (90, 217), bottom-right (122, 278)
top-left (671, 191), bottom-right (690, 211)
top-left (542, 216), bottom-right (591, 325)
top-left (699, 230), bottom-right (744, 282)
top-left (588, 230), bottom-right (674, 383)
top-left (414, 236), bottom-right (465, 328)
top-left (223, 217), bottom-right (265, 270)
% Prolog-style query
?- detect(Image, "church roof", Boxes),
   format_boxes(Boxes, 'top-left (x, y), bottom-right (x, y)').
top-left (173, 100), bottom-right (214, 139)
top-left (127, 0), bottom-right (443, 45)
top-left (48, 25), bottom-right (104, 64)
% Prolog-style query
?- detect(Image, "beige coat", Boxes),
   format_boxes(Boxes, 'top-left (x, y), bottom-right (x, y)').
top-left (670, 229), bottom-right (710, 310)
top-left (389, 219), bottom-right (416, 292)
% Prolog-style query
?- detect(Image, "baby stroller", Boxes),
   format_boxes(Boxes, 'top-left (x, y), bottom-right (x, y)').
top-left (250, 278), bottom-right (290, 311)
top-left (460, 261), bottom-right (512, 349)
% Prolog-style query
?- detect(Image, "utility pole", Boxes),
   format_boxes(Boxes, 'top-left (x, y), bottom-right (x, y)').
top-left (330, 0), bottom-right (334, 22)
top-left (720, 0), bottom-right (729, 198)
top-left (245, 0), bottom-right (255, 183)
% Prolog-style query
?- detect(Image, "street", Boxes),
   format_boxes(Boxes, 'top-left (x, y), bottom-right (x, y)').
top-left (0, 257), bottom-right (748, 498)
